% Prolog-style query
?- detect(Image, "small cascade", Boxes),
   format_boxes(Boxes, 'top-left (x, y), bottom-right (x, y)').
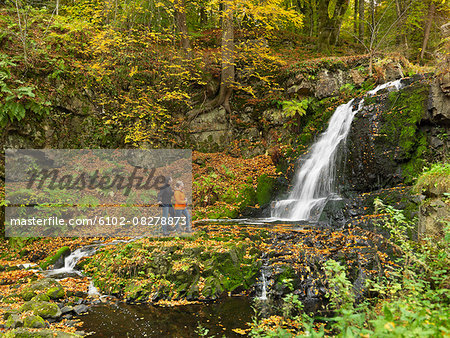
top-left (45, 245), bottom-right (98, 279)
top-left (256, 252), bottom-right (271, 301)
top-left (88, 281), bottom-right (101, 297)
top-left (258, 271), bottom-right (268, 301)
top-left (45, 238), bottom-right (137, 279)
top-left (272, 79), bottom-right (403, 222)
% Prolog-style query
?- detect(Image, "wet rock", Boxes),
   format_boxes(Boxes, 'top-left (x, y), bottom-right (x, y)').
top-left (344, 77), bottom-right (431, 191)
top-left (61, 306), bottom-right (74, 315)
top-left (40, 247), bottom-right (71, 270)
top-left (53, 249), bottom-right (71, 269)
top-left (73, 304), bottom-right (89, 315)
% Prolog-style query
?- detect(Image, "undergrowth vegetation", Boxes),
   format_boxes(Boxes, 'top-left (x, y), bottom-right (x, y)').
top-left (250, 200), bottom-right (450, 337)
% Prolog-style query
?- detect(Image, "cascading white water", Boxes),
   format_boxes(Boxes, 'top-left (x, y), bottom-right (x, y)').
top-left (45, 246), bottom-right (97, 278)
top-left (45, 238), bottom-right (137, 278)
top-left (272, 80), bottom-right (403, 222)
top-left (258, 271), bottom-right (268, 300)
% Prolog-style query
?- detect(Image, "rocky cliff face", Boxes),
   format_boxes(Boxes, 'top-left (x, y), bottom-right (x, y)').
top-left (343, 74), bottom-right (449, 193)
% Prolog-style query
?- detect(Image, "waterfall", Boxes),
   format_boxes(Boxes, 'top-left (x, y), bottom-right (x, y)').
top-left (258, 271), bottom-right (268, 300)
top-left (45, 238), bottom-right (137, 279)
top-left (272, 80), bottom-right (403, 222)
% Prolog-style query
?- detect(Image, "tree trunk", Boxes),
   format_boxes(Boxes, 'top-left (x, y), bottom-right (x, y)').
top-left (354, 0), bottom-right (358, 38)
top-left (330, 0), bottom-right (349, 45)
top-left (317, 0), bottom-right (349, 50)
top-left (174, 0), bottom-right (192, 59)
top-left (394, 0), bottom-right (408, 48)
top-left (185, 0), bottom-right (234, 121)
top-left (217, 0), bottom-right (234, 113)
top-left (419, 2), bottom-right (435, 62)
top-left (317, 0), bottom-right (332, 51)
top-left (199, 5), bottom-right (207, 25)
top-left (358, 0), bottom-right (364, 41)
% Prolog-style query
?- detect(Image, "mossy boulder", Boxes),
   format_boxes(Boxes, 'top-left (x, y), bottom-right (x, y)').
top-left (39, 247), bottom-right (70, 270)
top-left (5, 314), bottom-right (24, 328)
top-left (20, 301), bottom-right (62, 319)
top-left (3, 294), bottom-right (21, 304)
top-left (23, 315), bottom-right (46, 329)
top-left (20, 289), bottom-right (37, 301)
top-left (3, 309), bottom-right (20, 320)
top-left (29, 278), bottom-right (62, 291)
top-left (124, 281), bottom-right (151, 301)
top-left (201, 276), bottom-right (224, 299)
top-left (31, 294), bottom-right (51, 302)
top-left (46, 286), bottom-right (65, 299)
top-left (256, 174), bottom-right (275, 206)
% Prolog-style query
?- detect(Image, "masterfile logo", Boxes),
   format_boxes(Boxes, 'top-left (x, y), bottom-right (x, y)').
top-left (5, 149), bottom-right (192, 237)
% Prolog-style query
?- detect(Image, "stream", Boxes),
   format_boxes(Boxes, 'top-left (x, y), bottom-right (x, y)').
top-left (79, 297), bottom-right (253, 338)
top-left (44, 236), bottom-right (256, 337)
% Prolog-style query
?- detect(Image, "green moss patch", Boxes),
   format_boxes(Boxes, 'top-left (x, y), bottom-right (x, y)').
top-left (83, 235), bottom-right (261, 301)
top-left (39, 246), bottom-right (70, 270)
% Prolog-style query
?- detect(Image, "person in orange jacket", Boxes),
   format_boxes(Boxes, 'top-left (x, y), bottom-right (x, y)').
top-left (173, 180), bottom-right (191, 233)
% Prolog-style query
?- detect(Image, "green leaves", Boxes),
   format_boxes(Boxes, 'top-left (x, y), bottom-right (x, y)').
top-left (280, 97), bottom-right (312, 118)
top-left (0, 54), bottom-right (50, 128)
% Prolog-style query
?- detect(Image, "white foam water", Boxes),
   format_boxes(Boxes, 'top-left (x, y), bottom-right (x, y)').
top-left (271, 80), bottom-right (403, 221)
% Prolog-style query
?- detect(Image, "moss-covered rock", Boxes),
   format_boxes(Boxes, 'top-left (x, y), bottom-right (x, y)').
top-left (84, 237), bottom-right (261, 302)
top-left (46, 286), bottom-right (65, 300)
top-left (345, 77), bottom-right (432, 191)
top-left (23, 315), bottom-right (46, 329)
top-left (39, 247), bottom-right (70, 270)
top-left (3, 294), bottom-right (21, 304)
top-left (29, 278), bottom-right (62, 291)
top-left (31, 294), bottom-right (51, 302)
top-left (256, 174), bottom-right (275, 206)
top-left (20, 289), bottom-right (37, 301)
top-left (5, 314), bottom-right (24, 328)
top-left (3, 309), bottom-right (20, 320)
top-left (20, 301), bottom-right (62, 319)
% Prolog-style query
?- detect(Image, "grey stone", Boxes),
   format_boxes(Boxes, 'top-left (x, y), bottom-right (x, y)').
top-left (315, 70), bottom-right (338, 99)
top-left (189, 107), bottom-right (230, 147)
top-left (349, 69), bottom-right (365, 86)
top-left (428, 78), bottom-right (450, 125)
top-left (61, 306), bottom-right (74, 315)
top-left (73, 304), bottom-right (89, 315)
top-left (384, 61), bottom-right (404, 82)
